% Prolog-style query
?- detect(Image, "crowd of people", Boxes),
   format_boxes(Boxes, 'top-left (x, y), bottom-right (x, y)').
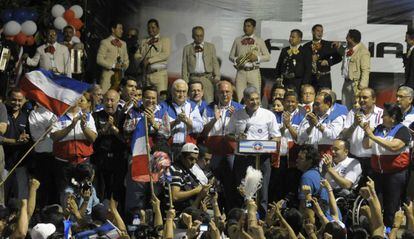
top-left (1, 14), bottom-right (414, 239)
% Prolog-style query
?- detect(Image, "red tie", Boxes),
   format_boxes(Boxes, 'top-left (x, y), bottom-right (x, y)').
top-left (241, 38), bottom-right (255, 45)
top-left (111, 39), bottom-right (122, 48)
top-left (45, 45), bottom-right (55, 54)
top-left (148, 38), bottom-right (159, 45)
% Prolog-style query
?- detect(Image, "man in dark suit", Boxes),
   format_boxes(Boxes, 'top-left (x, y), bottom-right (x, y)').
top-left (275, 29), bottom-right (311, 94)
top-left (303, 24), bottom-right (342, 90)
top-left (404, 30), bottom-right (414, 89)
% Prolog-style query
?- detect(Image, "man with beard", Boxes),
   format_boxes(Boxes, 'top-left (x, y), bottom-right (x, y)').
top-left (303, 24), bottom-right (341, 90)
top-left (275, 29), bottom-right (311, 94)
top-left (92, 90), bottom-right (126, 201)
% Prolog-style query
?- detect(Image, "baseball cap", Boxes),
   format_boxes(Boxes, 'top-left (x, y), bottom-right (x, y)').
top-left (181, 143), bottom-right (199, 154)
top-left (30, 223), bottom-right (56, 239)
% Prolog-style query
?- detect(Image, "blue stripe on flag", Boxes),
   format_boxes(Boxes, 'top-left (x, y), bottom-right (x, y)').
top-left (38, 68), bottom-right (91, 93)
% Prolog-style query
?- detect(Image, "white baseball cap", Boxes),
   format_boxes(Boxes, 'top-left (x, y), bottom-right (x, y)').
top-left (30, 223), bottom-right (56, 239)
top-left (181, 143), bottom-right (199, 154)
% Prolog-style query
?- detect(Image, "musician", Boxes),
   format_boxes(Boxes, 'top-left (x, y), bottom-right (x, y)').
top-left (275, 29), bottom-right (311, 94)
top-left (182, 26), bottom-right (220, 103)
top-left (23, 28), bottom-right (71, 77)
top-left (334, 29), bottom-right (370, 109)
top-left (229, 18), bottom-right (270, 101)
top-left (97, 21), bottom-right (129, 93)
top-left (135, 19), bottom-right (171, 94)
top-left (303, 24), bottom-right (341, 90)
top-left (62, 25), bottom-right (85, 80)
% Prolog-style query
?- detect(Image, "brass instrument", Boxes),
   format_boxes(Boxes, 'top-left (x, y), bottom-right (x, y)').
top-left (235, 45), bottom-right (258, 70)
top-left (70, 48), bottom-right (84, 74)
top-left (0, 46), bottom-right (11, 72)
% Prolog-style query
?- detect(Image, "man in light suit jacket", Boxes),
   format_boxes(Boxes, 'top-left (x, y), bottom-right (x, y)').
top-left (404, 30), bottom-right (414, 89)
top-left (135, 19), bottom-right (170, 94)
top-left (23, 28), bottom-right (71, 77)
top-left (97, 22), bottom-right (129, 93)
top-left (336, 29), bottom-right (370, 109)
top-left (229, 18), bottom-right (270, 101)
top-left (182, 26), bottom-right (220, 103)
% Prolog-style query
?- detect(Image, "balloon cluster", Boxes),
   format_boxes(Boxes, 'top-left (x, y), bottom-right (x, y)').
top-left (1, 9), bottom-right (38, 46)
top-left (51, 4), bottom-right (83, 43)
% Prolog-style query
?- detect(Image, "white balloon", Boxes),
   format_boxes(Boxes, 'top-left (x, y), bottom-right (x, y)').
top-left (53, 17), bottom-right (67, 30)
top-left (21, 21), bottom-right (37, 36)
top-left (70, 5), bottom-right (83, 18)
top-left (51, 4), bottom-right (65, 18)
top-left (71, 36), bottom-right (80, 43)
top-left (4, 21), bottom-right (21, 36)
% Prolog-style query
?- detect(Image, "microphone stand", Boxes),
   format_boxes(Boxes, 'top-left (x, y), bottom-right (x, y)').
top-left (139, 44), bottom-right (156, 88)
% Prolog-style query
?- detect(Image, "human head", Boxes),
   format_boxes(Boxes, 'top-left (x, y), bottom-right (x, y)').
top-left (192, 26), bottom-right (204, 45)
top-left (406, 30), bottom-right (414, 47)
top-left (243, 86), bottom-right (260, 112)
top-left (159, 90), bottom-right (168, 102)
top-left (46, 28), bottom-right (58, 44)
top-left (147, 19), bottom-right (160, 38)
top-left (121, 77), bottom-right (138, 101)
top-left (216, 80), bottom-right (233, 106)
top-left (7, 88), bottom-right (25, 113)
top-left (243, 18), bottom-right (256, 36)
top-left (78, 92), bottom-right (92, 113)
top-left (382, 102), bottom-right (403, 128)
top-left (296, 145), bottom-right (320, 172)
top-left (180, 143), bottom-right (199, 169)
top-left (103, 89), bottom-right (120, 115)
top-left (332, 139), bottom-right (349, 163)
top-left (63, 25), bottom-right (74, 42)
top-left (324, 222), bottom-right (346, 239)
top-left (127, 27), bottom-right (138, 39)
top-left (346, 29), bottom-right (361, 47)
top-left (226, 208), bottom-right (244, 239)
top-left (396, 86), bottom-right (414, 112)
top-left (284, 91), bottom-right (299, 113)
top-left (110, 21), bottom-right (123, 39)
top-left (89, 84), bottom-right (103, 106)
top-left (283, 208), bottom-right (303, 235)
top-left (301, 84), bottom-right (316, 104)
top-left (313, 92), bottom-right (333, 117)
top-left (319, 87), bottom-right (337, 103)
top-left (271, 84), bottom-right (286, 101)
top-left (72, 163), bottom-right (95, 185)
top-left (272, 98), bottom-right (284, 113)
top-left (189, 81), bottom-right (204, 103)
top-left (171, 79), bottom-right (188, 105)
top-left (136, 84), bottom-right (143, 102)
top-left (289, 29), bottom-right (302, 47)
top-left (358, 88), bottom-right (376, 112)
top-left (142, 85), bottom-right (158, 110)
top-left (312, 24), bottom-right (323, 41)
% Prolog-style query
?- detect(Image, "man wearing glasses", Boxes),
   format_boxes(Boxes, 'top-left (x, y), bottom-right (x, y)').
top-left (396, 86), bottom-right (414, 127)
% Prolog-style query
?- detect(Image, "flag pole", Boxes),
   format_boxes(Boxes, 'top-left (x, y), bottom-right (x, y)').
top-left (143, 115), bottom-right (154, 194)
top-left (0, 104), bottom-right (74, 186)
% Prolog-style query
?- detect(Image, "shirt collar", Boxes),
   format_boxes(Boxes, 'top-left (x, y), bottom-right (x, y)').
top-left (193, 42), bottom-right (204, 47)
top-left (244, 34), bottom-right (255, 39)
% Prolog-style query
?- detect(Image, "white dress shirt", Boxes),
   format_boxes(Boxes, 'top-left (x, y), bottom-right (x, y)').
top-left (28, 106), bottom-right (57, 153)
top-left (326, 157), bottom-right (362, 190)
top-left (194, 42), bottom-right (206, 73)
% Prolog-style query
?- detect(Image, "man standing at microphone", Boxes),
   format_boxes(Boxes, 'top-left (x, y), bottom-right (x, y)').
top-left (135, 19), bottom-right (171, 94)
top-left (227, 86), bottom-right (281, 218)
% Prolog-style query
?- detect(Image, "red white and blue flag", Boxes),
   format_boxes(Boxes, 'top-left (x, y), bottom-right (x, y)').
top-left (19, 69), bottom-right (90, 116)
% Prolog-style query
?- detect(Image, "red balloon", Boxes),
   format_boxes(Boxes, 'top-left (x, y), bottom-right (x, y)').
top-left (15, 32), bottom-right (28, 46)
top-left (75, 30), bottom-right (81, 38)
top-left (68, 18), bottom-right (84, 30)
top-left (63, 9), bottom-right (75, 22)
top-left (26, 36), bottom-right (35, 46)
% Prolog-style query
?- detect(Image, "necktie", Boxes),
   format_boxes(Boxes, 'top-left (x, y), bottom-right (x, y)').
top-left (148, 38), bottom-right (159, 45)
top-left (45, 45), bottom-right (55, 54)
top-left (111, 39), bottom-right (122, 47)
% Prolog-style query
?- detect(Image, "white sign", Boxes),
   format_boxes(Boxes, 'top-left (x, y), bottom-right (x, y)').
top-left (239, 140), bottom-right (277, 154)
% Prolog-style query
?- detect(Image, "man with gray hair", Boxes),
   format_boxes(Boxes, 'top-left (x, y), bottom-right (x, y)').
top-left (396, 86), bottom-right (414, 127)
top-left (227, 86), bottom-right (281, 217)
top-left (160, 79), bottom-right (204, 158)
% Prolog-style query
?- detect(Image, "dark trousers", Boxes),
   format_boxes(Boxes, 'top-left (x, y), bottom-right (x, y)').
top-left (233, 154), bottom-right (271, 218)
top-left (268, 156), bottom-right (301, 204)
top-left (32, 152), bottom-right (58, 207)
top-left (210, 154), bottom-right (238, 214)
top-left (373, 169), bottom-right (408, 227)
top-left (4, 166), bottom-right (29, 203)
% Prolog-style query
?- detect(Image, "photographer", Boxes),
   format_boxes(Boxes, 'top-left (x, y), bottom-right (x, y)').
top-left (63, 164), bottom-right (100, 219)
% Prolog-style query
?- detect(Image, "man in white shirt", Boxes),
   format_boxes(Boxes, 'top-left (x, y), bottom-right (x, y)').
top-left (322, 139), bottom-right (362, 194)
top-left (300, 84), bottom-right (315, 113)
top-left (298, 92), bottom-right (345, 155)
top-left (23, 28), bottom-right (71, 77)
top-left (159, 79), bottom-right (204, 159)
top-left (340, 87), bottom-right (382, 178)
top-left (227, 86), bottom-right (281, 217)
